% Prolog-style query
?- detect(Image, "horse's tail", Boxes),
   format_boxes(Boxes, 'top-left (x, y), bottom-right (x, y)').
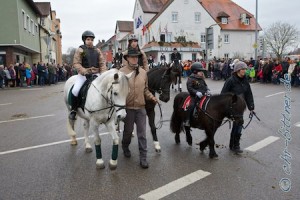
top-left (170, 93), bottom-right (185, 133)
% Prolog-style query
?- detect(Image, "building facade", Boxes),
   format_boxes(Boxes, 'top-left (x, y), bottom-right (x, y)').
top-left (0, 0), bottom-right (41, 66)
top-left (132, 0), bottom-right (261, 61)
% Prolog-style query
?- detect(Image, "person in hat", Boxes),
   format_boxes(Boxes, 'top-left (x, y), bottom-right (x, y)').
top-left (221, 61), bottom-right (255, 154)
top-left (184, 62), bottom-right (210, 127)
top-left (70, 30), bottom-right (107, 120)
top-left (120, 47), bottom-right (158, 169)
top-left (114, 47), bottom-right (123, 65)
top-left (171, 48), bottom-right (181, 64)
top-left (122, 34), bottom-right (149, 71)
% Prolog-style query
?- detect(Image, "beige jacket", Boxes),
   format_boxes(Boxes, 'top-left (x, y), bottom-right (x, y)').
top-left (120, 63), bottom-right (154, 109)
top-left (122, 49), bottom-right (149, 71)
top-left (73, 46), bottom-right (107, 75)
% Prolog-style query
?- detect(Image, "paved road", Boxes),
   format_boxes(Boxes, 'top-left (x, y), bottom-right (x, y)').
top-left (0, 78), bottom-right (299, 200)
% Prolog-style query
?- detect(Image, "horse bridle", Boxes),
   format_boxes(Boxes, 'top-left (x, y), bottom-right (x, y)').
top-left (85, 81), bottom-right (126, 122)
top-left (149, 69), bottom-right (169, 95)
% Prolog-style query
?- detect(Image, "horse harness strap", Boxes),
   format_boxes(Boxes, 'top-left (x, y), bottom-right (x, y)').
top-left (84, 82), bottom-right (126, 122)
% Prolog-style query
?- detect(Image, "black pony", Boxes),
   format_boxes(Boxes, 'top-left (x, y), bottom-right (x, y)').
top-left (170, 92), bottom-right (246, 158)
top-left (146, 65), bottom-right (176, 152)
top-left (170, 62), bottom-right (183, 92)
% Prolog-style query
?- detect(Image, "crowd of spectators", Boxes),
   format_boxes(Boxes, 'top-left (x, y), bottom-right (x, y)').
top-left (0, 62), bottom-right (74, 89)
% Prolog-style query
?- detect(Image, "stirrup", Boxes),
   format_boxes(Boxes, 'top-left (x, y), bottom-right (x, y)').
top-left (69, 110), bottom-right (77, 120)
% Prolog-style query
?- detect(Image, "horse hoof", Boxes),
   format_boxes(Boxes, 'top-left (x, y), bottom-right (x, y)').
top-left (70, 140), bottom-right (77, 146)
top-left (154, 142), bottom-right (161, 153)
top-left (96, 159), bottom-right (105, 169)
top-left (109, 160), bottom-right (118, 170)
top-left (85, 147), bottom-right (93, 153)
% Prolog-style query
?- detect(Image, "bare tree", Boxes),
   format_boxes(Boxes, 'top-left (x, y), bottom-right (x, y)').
top-left (263, 21), bottom-right (299, 60)
top-left (62, 47), bottom-right (76, 65)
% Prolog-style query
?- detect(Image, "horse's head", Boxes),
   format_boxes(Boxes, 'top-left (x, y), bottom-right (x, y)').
top-left (226, 94), bottom-right (246, 125)
top-left (148, 67), bottom-right (176, 103)
top-left (106, 70), bottom-right (133, 121)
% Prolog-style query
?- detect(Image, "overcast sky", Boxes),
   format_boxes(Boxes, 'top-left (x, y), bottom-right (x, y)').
top-left (34, 0), bottom-right (300, 54)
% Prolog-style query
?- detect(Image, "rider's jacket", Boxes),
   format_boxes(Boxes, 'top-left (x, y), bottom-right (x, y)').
top-left (73, 45), bottom-right (107, 75)
top-left (187, 73), bottom-right (209, 97)
top-left (171, 52), bottom-right (181, 63)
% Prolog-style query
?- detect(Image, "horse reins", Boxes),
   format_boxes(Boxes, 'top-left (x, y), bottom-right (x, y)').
top-left (84, 82), bottom-right (126, 122)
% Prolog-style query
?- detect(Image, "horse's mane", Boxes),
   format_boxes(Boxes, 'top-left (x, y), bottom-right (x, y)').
top-left (209, 93), bottom-right (246, 112)
top-left (93, 69), bottom-right (128, 96)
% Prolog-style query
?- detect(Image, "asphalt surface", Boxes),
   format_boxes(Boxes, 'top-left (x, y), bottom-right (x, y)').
top-left (0, 77), bottom-right (299, 200)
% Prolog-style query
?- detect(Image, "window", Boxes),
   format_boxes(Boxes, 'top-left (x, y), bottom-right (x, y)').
top-left (35, 24), bottom-right (38, 35)
top-left (22, 10), bottom-right (26, 29)
top-left (166, 33), bottom-right (172, 42)
top-left (172, 12), bottom-right (178, 23)
top-left (201, 34), bottom-right (206, 43)
top-left (244, 18), bottom-right (250, 25)
top-left (27, 15), bottom-right (30, 31)
top-left (195, 12), bottom-right (201, 23)
top-left (31, 20), bottom-right (34, 35)
top-left (224, 53), bottom-right (229, 59)
top-left (41, 18), bottom-right (45, 26)
top-left (192, 53), bottom-right (196, 61)
top-left (184, 0), bottom-right (189, 4)
top-left (221, 17), bottom-right (228, 24)
top-left (224, 34), bottom-right (229, 43)
top-left (160, 34), bottom-right (165, 42)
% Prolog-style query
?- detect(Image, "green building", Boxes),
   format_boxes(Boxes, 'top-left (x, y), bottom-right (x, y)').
top-left (0, 0), bottom-right (41, 66)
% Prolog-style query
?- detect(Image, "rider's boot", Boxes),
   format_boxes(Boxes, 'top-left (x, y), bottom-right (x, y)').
top-left (69, 93), bottom-right (78, 120)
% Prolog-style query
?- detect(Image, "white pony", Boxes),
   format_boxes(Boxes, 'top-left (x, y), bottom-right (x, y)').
top-left (64, 69), bottom-right (132, 170)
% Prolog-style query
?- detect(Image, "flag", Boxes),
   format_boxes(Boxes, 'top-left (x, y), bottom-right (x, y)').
top-left (136, 16), bottom-right (142, 29)
top-left (142, 25), bottom-right (147, 36)
top-left (164, 23), bottom-right (168, 33)
top-left (158, 22), bottom-right (161, 35)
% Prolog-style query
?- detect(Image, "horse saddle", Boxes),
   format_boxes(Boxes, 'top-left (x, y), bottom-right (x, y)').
top-left (69, 75), bottom-right (98, 111)
top-left (182, 95), bottom-right (210, 112)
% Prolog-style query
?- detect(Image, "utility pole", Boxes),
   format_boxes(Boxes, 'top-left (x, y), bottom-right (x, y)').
top-left (254, 0), bottom-right (258, 62)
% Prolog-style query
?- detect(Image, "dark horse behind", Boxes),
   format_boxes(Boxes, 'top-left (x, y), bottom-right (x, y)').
top-left (170, 92), bottom-right (246, 158)
top-left (146, 65), bottom-right (177, 152)
top-left (170, 61), bottom-right (183, 92)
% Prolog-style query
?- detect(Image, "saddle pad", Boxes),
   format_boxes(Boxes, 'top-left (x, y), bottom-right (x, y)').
top-left (182, 96), bottom-right (191, 110)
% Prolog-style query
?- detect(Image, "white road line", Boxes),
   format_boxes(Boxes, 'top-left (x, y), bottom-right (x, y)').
top-left (0, 103), bottom-right (12, 106)
top-left (244, 136), bottom-right (280, 152)
top-left (265, 92), bottom-right (285, 98)
top-left (20, 88), bottom-right (42, 91)
top-left (139, 170), bottom-right (211, 200)
top-left (0, 114), bottom-right (55, 124)
top-left (0, 132), bottom-right (110, 155)
top-left (294, 122), bottom-right (300, 127)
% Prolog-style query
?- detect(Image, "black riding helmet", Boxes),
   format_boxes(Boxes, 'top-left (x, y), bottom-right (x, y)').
top-left (191, 62), bottom-right (205, 74)
top-left (82, 30), bottom-right (95, 42)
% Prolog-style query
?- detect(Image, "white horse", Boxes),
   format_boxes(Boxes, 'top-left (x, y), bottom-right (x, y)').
top-left (64, 69), bottom-right (132, 170)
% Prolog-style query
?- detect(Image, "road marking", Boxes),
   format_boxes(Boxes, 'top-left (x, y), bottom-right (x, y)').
top-left (0, 103), bottom-right (12, 106)
top-left (244, 136), bottom-right (280, 152)
top-left (0, 132), bottom-right (110, 155)
top-left (265, 92), bottom-right (284, 98)
top-left (139, 170), bottom-right (211, 200)
top-left (294, 122), bottom-right (300, 127)
top-left (0, 114), bottom-right (55, 124)
top-left (20, 88), bottom-right (43, 91)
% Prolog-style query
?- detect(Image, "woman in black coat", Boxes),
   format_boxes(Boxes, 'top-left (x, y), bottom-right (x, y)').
top-left (221, 61), bottom-right (255, 153)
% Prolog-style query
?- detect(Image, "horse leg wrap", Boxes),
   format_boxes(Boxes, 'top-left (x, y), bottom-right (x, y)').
top-left (112, 144), bottom-right (118, 160)
top-left (95, 145), bottom-right (102, 159)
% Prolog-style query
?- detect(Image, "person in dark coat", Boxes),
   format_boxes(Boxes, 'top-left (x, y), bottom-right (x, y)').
top-left (221, 61), bottom-right (255, 154)
top-left (184, 62), bottom-right (210, 126)
top-left (114, 48), bottom-right (123, 64)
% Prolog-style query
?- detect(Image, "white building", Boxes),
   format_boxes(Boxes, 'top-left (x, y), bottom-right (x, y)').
top-left (132, 0), bottom-right (261, 61)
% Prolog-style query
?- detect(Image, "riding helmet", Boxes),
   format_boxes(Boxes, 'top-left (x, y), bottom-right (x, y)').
top-left (191, 62), bottom-right (205, 74)
top-left (82, 30), bottom-right (95, 42)
top-left (128, 34), bottom-right (138, 41)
